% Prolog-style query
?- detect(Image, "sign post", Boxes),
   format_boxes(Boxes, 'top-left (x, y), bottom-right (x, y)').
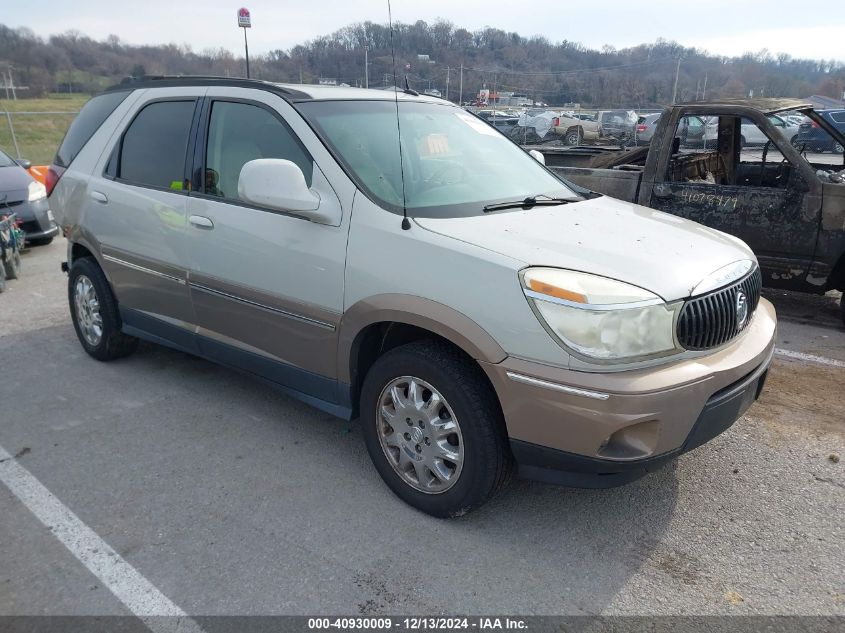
top-left (237, 7), bottom-right (251, 78)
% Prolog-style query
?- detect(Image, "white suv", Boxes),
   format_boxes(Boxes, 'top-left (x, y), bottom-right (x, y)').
top-left (49, 77), bottom-right (776, 517)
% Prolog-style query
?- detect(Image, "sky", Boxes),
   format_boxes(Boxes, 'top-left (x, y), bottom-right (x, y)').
top-left (5, 0), bottom-right (845, 62)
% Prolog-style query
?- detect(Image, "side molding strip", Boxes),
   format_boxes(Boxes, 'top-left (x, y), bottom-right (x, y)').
top-left (103, 254), bottom-right (186, 286)
top-left (189, 283), bottom-right (337, 331)
top-left (506, 371), bottom-right (610, 401)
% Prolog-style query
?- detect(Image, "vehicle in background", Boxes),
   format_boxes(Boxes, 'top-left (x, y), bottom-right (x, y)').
top-left (635, 113), bottom-right (661, 145)
top-left (474, 109), bottom-right (520, 129)
top-left (740, 114), bottom-right (799, 147)
top-left (783, 113), bottom-right (806, 127)
top-left (528, 98), bottom-right (845, 324)
top-left (555, 110), bottom-right (638, 145)
top-left (0, 149), bottom-right (59, 246)
top-left (52, 77), bottom-right (776, 516)
top-left (796, 109), bottom-right (845, 153)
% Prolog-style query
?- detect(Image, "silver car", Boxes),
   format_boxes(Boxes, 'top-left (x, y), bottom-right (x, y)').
top-left (50, 77), bottom-right (776, 517)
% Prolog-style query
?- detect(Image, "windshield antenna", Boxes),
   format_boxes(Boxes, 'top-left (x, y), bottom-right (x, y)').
top-left (387, 0), bottom-right (411, 230)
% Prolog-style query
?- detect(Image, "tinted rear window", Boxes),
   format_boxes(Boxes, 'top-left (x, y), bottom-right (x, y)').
top-left (55, 91), bottom-right (130, 168)
top-left (118, 100), bottom-right (195, 190)
top-left (830, 112), bottom-right (845, 124)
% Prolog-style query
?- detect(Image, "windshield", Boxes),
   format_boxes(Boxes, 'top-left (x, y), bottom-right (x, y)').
top-left (0, 150), bottom-right (16, 168)
top-left (297, 100), bottom-right (575, 217)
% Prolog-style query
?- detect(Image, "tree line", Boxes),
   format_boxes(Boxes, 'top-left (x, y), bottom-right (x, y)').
top-left (1, 20), bottom-right (843, 108)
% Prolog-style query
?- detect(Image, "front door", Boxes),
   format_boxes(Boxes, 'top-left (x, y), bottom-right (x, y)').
top-left (185, 89), bottom-right (350, 405)
top-left (647, 112), bottom-right (821, 287)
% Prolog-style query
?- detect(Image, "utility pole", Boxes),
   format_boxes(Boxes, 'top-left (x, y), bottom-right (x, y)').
top-left (671, 56), bottom-right (681, 103)
top-left (702, 72), bottom-right (708, 100)
top-left (458, 63), bottom-right (463, 105)
top-left (445, 66), bottom-right (450, 101)
top-left (364, 45), bottom-right (369, 89)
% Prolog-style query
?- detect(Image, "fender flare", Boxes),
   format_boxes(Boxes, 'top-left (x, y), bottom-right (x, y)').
top-left (337, 293), bottom-right (507, 384)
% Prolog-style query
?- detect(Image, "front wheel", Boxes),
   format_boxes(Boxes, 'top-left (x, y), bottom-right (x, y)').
top-left (68, 257), bottom-right (139, 361)
top-left (360, 340), bottom-right (513, 517)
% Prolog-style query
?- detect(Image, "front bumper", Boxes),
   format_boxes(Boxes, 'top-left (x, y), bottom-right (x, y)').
top-left (481, 298), bottom-right (777, 487)
top-left (17, 198), bottom-right (58, 241)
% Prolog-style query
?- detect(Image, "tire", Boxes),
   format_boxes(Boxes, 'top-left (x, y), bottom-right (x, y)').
top-left (841, 296), bottom-right (845, 328)
top-left (3, 250), bottom-right (21, 280)
top-left (360, 340), bottom-right (513, 517)
top-left (834, 142), bottom-right (844, 154)
top-left (564, 128), bottom-right (582, 145)
top-left (68, 256), bottom-right (139, 361)
top-left (28, 236), bottom-right (53, 246)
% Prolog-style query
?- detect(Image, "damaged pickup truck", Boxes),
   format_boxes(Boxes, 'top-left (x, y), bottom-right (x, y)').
top-left (529, 99), bottom-right (845, 324)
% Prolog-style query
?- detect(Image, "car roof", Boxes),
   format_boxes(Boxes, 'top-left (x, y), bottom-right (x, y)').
top-left (676, 97), bottom-right (813, 115)
top-left (106, 75), bottom-right (446, 104)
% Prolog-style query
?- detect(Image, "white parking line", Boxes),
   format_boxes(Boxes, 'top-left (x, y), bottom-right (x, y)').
top-left (0, 444), bottom-right (205, 633)
top-left (775, 348), bottom-right (845, 369)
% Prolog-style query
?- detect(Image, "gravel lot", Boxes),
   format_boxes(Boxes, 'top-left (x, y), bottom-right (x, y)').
top-left (0, 238), bottom-right (843, 617)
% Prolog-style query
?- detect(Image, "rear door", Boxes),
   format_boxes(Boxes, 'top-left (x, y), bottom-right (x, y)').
top-left (185, 88), bottom-right (352, 402)
top-left (92, 88), bottom-right (204, 346)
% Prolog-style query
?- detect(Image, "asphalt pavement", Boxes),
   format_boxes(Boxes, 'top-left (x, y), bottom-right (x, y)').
top-left (0, 239), bottom-right (843, 618)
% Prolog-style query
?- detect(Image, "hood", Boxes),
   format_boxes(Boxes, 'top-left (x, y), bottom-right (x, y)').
top-left (414, 196), bottom-right (755, 302)
top-left (0, 164), bottom-right (35, 203)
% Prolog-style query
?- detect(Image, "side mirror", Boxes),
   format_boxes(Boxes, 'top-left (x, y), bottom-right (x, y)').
top-left (529, 149), bottom-right (546, 165)
top-left (16, 158), bottom-right (31, 170)
top-left (238, 158), bottom-right (322, 216)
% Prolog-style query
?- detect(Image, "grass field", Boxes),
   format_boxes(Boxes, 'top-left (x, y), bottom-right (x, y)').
top-left (0, 94), bottom-right (90, 164)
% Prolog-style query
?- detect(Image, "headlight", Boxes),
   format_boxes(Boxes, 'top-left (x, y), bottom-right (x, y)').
top-left (27, 181), bottom-right (47, 202)
top-left (521, 267), bottom-right (680, 362)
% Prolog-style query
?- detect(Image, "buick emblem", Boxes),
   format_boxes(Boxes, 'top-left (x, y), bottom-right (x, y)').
top-left (735, 290), bottom-right (749, 328)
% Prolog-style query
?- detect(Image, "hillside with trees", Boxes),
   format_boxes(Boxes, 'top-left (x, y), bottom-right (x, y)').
top-left (1, 20), bottom-right (843, 107)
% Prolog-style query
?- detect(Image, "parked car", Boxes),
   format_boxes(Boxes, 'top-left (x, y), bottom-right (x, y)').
top-left (528, 98), bottom-right (845, 324)
top-left (795, 109), bottom-right (845, 153)
top-left (555, 110), bottom-right (638, 145)
top-left (740, 114), bottom-right (799, 147)
top-left (634, 113), bottom-right (661, 145)
top-left (0, 148), bottom-right (59, 245)
top-left (52, 77), bottom-right (776, 516)
top-left (474, 109), bottom-right (520, 129)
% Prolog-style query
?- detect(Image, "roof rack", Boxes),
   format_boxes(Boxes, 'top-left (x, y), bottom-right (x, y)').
top-left (105, 75), bottom-right (311, 101)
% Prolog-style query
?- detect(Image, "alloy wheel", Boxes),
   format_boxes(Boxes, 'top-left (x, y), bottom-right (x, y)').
top-left (375, 376), bottom-right (464, 494)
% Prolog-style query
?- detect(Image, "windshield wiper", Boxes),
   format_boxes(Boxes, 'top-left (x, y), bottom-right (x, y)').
top-left (483, 194), bottom-right (578, 213)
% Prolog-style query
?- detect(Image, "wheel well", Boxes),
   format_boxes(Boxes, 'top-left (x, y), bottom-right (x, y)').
top-left (71, 242), bottom-right (94, 263)
top-left (348, 322), bottom-right (497, 418)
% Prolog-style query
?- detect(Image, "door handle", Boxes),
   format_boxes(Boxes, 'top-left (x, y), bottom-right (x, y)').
top-left (189, 215), bottom-right (214, 229)
top-left (90, 190), bottom-right (108, 204)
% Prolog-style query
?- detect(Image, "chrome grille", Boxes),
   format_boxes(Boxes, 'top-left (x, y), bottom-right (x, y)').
top-left (677, 267), bottom-right (762, 351)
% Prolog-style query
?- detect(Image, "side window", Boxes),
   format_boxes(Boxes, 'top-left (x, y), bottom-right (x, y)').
top-left (119, 100), bottom-right (195, 190)
top-left (830, 112), bottom-right (845, 124)
top-left (667, 113), bottom-right (798, 190)
top-left (667, 114), bottom-right (723, 184)
top-left (204, 101), bottom-right (313, 203)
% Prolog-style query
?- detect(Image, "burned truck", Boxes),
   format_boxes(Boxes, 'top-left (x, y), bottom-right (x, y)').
top-left (528, 99), bottom-right (845, 324)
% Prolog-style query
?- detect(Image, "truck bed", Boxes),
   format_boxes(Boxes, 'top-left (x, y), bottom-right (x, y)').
top-left (549, 165), bottom-right (643, 202)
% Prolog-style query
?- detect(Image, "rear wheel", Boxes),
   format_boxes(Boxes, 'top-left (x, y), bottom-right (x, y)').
top-left (69, 257), bottom-right (138, 361)
top-left (360, 340), bottom-right (513, 517)
top-left (564, 128), bottom-right (582, 145)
